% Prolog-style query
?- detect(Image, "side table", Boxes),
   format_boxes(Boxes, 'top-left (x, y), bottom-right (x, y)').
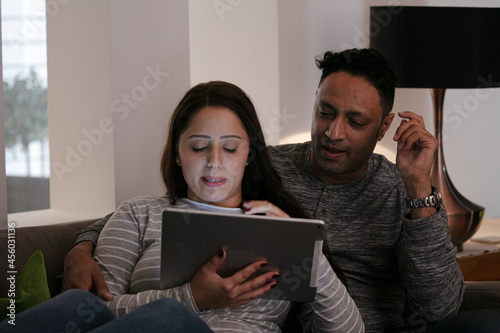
top-left (456, 218), bottom-right (500, 281)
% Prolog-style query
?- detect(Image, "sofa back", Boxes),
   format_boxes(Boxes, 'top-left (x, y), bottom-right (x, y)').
top-left (0, 219), bottom-right (97, 298)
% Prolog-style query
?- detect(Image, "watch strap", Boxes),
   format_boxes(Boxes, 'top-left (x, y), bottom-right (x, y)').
top-left (405, 185), bottom-right (442, 209)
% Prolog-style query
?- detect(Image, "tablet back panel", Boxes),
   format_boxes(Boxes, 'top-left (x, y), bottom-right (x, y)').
top-left (160, 208), bottom-right (324, 302)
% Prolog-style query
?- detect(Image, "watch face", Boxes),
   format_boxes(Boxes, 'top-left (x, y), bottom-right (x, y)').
top-left (433, 186), bottom-right (442, 207)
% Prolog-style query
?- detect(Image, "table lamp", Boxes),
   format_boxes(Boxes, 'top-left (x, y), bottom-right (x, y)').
top-left (370, 6), bottom-right (500, 251)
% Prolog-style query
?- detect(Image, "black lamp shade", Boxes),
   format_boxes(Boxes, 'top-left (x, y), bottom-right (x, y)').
top-left (370, 6), bottom-right (500, 88)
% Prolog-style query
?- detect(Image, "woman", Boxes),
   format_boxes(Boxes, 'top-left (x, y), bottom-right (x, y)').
top-left (93, 81), bottom-right (364, 332)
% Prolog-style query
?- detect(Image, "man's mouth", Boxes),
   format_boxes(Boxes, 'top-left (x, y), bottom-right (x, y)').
top-left (322, 144), bottom-right (346, 158)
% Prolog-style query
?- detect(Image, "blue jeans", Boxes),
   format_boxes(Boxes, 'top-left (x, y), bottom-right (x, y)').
top-left (390, 309), bottom-right (500, 333)
top-left (0, 289), bottom-right (213, 332)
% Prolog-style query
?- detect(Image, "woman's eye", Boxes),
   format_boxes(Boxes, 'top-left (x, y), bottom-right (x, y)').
top-left (191, 146), bottom-right (207, 153)
top-left (223, 147), bottom-right (237, 154)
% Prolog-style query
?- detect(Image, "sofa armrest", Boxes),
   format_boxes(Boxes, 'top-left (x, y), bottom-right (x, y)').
top-left (459, 281), bottom-right (500, 312)
top-left (0, 220), bottom-right (97, 298)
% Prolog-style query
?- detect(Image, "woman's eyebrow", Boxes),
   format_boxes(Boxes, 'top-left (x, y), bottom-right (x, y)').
top-left (220, 135), bottom-right (242, 140)
top-left (188, 135), bottom-right (210, 139)
top-left (187, 134), bottom-right (243, 140)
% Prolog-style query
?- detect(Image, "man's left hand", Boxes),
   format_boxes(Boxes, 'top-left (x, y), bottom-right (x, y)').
top-left (393, 111), bottom-right (438, 199)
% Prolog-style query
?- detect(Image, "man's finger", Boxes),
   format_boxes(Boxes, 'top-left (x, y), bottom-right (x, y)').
top-left (398, 111), bottom-right (424, 124)
top-left (92, 271), bottom-right (113, 300)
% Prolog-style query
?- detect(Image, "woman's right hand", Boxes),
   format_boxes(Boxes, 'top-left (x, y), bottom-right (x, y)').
top-left (190, 249), bottom-right (279, 310)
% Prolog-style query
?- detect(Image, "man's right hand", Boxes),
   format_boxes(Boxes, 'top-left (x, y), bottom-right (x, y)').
top-left (62, 241), bottom-right (113, 301)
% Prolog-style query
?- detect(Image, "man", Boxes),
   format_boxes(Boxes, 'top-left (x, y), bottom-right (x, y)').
top-left (64, 48), bottom-right (465, 332)
top-left (268, 49), bottom-right (464, 332)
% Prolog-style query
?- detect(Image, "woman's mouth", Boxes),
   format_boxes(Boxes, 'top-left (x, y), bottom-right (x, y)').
top-left (202, 177), bottom-right (226, 187)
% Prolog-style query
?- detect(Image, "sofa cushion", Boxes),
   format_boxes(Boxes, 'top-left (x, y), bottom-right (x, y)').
top-left (0, 250), bottom-right (51, 322)
top-left (459, 281), bottom-right (500, 312)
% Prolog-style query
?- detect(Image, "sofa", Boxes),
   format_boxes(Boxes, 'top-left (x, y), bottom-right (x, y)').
top-left (1, 220), bottom-right (500, 320)
top-left (0, 219), bottom-right (97, 298)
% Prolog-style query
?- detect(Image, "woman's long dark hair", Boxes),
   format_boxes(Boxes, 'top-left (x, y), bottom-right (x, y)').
top-left (160, 81), bottom-right (309, 219)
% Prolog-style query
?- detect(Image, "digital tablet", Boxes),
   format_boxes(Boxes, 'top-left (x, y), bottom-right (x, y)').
top-left (160, 208), bottom-right (325, 302)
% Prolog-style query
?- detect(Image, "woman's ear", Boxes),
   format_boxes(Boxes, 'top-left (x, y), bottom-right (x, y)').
top-left (246, 147), bottom-right (256, 164)
top-left (176, 157), bottom-right (181, 165)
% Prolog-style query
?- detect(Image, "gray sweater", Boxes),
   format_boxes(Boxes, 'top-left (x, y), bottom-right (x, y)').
top-left (92, 196), bottom-right (364, 332)
top-left (268, 143), bottom-right (464, 332)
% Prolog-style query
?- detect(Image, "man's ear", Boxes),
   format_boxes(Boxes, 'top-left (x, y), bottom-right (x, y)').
top-left (377, 113), bottom-right (395, 141)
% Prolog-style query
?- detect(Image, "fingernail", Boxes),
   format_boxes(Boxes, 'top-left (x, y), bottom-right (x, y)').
top-left (218, 250), bottom-right (224, 258)
top-left (271, 283), bottom-right (277, 289)
top-left (261, 262), bottom-right (268, 267)
top-left (240, 202), bottom-right (250, 211)
top-left (272, 274), bottom-right (280, 279)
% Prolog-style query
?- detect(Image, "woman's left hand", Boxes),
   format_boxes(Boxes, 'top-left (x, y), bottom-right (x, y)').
top-left (242, 201), bottom-right (289, 217)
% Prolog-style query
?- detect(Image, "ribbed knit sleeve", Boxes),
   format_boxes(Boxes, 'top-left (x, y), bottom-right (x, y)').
top-left (299, 254), bottom-right (364, 333)
top-left (397, 207), bottom-right (465, 325)
top-left (74, 213), bottom-right (111, 247)
top-left (93, 198), bottom-right (200, 317)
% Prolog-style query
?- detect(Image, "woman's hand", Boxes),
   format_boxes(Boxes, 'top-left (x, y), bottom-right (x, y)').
top-left (190, 249), bottom-right (279, 310)
top-left (242, 200), bottom-right (290, 217)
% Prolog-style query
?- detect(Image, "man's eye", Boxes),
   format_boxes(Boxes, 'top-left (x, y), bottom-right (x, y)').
top-left (349, 119), bottom-right (364, 127)
top-left (318, 109), bottom-right (334, 118)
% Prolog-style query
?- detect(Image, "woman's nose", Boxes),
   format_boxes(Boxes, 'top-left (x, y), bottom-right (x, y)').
top-left (207, 148), bottom-right (222, 168)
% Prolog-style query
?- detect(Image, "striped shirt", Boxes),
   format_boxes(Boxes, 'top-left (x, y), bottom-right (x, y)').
top-left (93, 196), bottom-right (364, 332)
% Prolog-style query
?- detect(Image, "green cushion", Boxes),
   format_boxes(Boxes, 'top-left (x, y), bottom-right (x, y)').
top-left (0, 250), bottom-right (51, 322)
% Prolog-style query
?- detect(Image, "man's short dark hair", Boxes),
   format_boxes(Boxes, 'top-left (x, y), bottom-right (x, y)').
top-left (315, 48), bottom-right (398, 117)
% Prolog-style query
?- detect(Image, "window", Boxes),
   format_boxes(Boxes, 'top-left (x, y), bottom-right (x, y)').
top-left (2, 0), bottom-right (49, 213)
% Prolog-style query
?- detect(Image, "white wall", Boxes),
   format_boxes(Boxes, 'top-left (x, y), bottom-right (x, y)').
top-left (47, 0), bottom-right (116, 216)
top-left (47, 0), bottom-right (190, 216)
top-left (0, 7), bottom-right (7, 228)
top-left (110, 1), bottom-right (190, 205)
top-left (189, 0), bottom-right (280, 145)
top-left (277, 0), bottom-right (500, 219)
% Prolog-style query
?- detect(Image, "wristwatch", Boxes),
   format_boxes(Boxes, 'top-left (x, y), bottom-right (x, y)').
top-left (405, 185), bottom-right (442, 209)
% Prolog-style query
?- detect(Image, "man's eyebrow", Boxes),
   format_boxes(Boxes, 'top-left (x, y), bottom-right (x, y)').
top-left (319, 100), bottom-right (336, 110)
top-left (346, 110), bottom-right (370, 120)
top-left (319, 101), bottom-right (372, 120)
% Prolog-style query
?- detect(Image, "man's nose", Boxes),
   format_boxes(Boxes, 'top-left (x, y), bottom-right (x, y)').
top-left (325, 118), bottom-right (347, 140)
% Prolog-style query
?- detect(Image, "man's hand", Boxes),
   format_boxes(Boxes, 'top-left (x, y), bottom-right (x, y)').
top-left (190, 249), bottom-right (279, 310)
top-left (62, 241), bottom-right (113, 301)
top-left (393, 111), bottom-right (439, 218)
top-left (241, 200), bottom-right (290, 217)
